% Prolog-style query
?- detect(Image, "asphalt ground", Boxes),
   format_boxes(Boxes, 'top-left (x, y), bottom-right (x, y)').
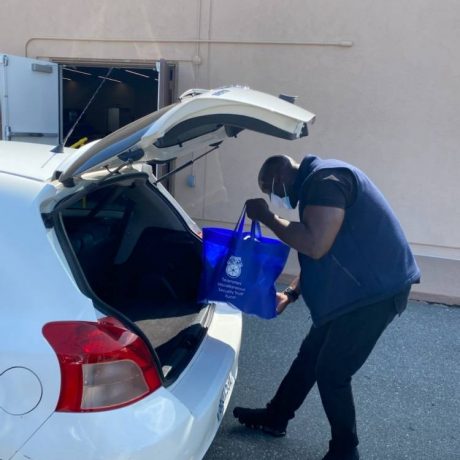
top-left (204, 295), bottom-right (460, 460)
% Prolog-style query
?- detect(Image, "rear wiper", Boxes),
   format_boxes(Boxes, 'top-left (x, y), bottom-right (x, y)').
top-left (77, 141), bottom-right (221, 186)
top-left (154, 142), bottom-right (222, 185)
top-left (98, 148), bottom-right (144, 182)
top-left (102, 160), bottom-right (134, 178)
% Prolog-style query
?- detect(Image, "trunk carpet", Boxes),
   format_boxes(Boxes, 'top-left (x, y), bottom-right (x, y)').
top-left (114, 298), bottom-right (208, 348)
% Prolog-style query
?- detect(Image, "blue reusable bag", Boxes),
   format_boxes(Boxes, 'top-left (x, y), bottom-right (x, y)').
top-left (199, 207), bottom-right (290, 319)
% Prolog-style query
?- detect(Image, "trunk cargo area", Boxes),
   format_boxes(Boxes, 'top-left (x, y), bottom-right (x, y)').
top-left (58, 175), bottom-right (210, 381)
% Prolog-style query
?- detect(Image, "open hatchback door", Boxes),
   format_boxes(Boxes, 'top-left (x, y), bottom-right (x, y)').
top-left (57, 86), bottom-right (315, 185)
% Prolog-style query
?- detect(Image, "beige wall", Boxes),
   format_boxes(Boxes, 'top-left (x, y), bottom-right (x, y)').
top-left (1, 0), bottom-right (459, 301)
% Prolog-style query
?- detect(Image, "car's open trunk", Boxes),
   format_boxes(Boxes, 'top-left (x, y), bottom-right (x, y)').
top-left (57, 173), bottom-right (211, 382)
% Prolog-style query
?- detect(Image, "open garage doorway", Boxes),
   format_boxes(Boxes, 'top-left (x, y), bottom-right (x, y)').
top-left (62, 65), bottom-right (158, 147)
top-left (60, 60), bottom-right (177, 191)
top-left (60, 61), bottom-right (177, 147)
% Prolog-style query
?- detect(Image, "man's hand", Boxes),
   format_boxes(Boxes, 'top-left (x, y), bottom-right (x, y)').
top-left (276, 291), bottom-right (291, 314)
top-left (245, 198), bottom-right (273, 225)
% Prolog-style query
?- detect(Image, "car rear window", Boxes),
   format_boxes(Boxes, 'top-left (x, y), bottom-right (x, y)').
top-left (64, 187), bottom-right (133, 218)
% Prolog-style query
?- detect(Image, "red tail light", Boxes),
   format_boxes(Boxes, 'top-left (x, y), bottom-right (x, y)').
top-left (42, 316), bottom-right (162, 412)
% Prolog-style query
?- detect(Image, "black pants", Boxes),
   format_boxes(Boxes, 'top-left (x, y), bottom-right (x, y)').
top-left (267, 289), bottom-right (410, 452)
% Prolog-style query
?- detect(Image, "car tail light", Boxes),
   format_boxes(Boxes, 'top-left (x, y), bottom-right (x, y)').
top-left (42, 316), bottom-right (161, 412)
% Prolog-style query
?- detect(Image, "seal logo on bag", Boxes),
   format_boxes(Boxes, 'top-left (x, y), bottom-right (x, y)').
top-left (225, 256), bottom-right (243, 278)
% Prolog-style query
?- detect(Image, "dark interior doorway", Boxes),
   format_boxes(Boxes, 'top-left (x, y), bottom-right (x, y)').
top-left (62, 65), bottom-right (158, 147)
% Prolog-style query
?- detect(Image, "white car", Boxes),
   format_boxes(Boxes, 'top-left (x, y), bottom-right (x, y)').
top-left (0, 86), bottom-right (315, 460)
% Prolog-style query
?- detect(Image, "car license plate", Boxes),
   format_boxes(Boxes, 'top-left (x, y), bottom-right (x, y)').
top-left (217, 372), bottom-right (235, 422)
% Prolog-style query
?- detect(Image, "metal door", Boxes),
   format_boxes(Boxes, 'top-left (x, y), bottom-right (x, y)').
top-left (0, 54), bottom-right (60, 145)
top-left (156, 58), bottom-right (177, 110)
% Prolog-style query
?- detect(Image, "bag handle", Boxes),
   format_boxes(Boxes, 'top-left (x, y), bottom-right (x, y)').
top-left (251, 220), bottom-right (262, 239)
top-left (235, 205), bottom-right (247, 234)
top-left (235, 205), bottom-right (263, 239)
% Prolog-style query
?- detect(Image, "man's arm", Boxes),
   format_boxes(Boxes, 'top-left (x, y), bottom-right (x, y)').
top-left (246, 199), bottom-right (345, 260)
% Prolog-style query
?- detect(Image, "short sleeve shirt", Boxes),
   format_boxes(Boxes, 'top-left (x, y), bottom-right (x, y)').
top-left (301, 168), bottom-right (357, 209)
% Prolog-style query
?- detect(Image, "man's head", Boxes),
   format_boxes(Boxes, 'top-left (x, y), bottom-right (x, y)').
top-left (258, 155), bottom-right (299, 199)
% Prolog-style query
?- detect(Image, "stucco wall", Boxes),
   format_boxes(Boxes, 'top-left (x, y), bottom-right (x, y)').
top-left (1, 0), bottom-right (459, 301)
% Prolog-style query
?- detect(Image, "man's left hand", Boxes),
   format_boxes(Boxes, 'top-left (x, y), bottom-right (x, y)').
top-left (276, 291), bottom-right (291, 314)
top-left (245, 198), bottom-right (273, 225)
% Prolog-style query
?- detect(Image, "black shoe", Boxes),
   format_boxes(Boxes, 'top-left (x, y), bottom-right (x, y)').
top-left (233, 406), bottom-right (288, 437)
top-left (322, 446), bottom-right (360, 460)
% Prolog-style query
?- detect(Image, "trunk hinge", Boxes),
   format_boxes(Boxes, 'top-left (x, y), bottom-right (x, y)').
top-left (2, 55), bottom-right (8, 66)
top-left (42, 213), bottom-right (54, 229)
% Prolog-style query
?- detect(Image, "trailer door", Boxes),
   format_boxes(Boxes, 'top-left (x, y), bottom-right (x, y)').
top-left (0, 54), bottom-right (60, 145)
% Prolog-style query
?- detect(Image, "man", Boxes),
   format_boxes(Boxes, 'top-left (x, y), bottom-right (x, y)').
top-left (233, 154), bottom-right (420, 460)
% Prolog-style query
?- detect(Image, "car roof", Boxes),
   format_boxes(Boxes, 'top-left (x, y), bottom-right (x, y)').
top-left (0, 141), bottom-right (73, 181)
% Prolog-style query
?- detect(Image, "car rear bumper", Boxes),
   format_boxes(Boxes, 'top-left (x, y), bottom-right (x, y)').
top-left (13, 303), bottom-right (242, 460)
